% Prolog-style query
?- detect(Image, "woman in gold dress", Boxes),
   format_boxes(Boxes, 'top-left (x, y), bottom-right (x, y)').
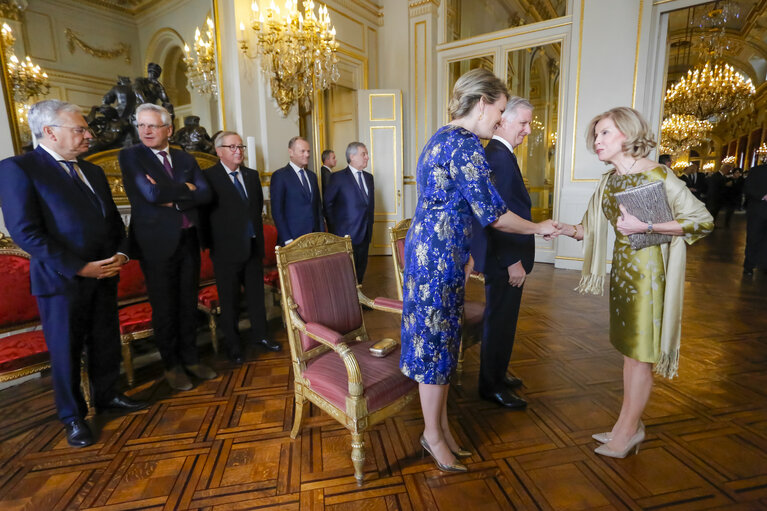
top-left (558, 107), bottom-right (713, 458)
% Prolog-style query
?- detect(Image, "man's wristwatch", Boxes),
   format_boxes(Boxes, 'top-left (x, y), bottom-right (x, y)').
top-left (646, 221), bottom-right (653, 234)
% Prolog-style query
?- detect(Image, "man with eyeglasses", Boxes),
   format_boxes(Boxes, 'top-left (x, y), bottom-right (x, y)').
top-left (119, 103), bottom-right (215, 391)
top-left (269, 136), bottom-right (325, 245)
top-left (0, 99), bottom-right (148, 448)
top-left (199, 132), bottom-right (281, 364)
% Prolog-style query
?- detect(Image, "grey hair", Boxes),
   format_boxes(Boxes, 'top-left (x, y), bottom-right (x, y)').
top-left (345, 142), bottom-right (366, 163)
top-left (28, 100), bottom-right (82, 139)
top-left (214, 130), bottom-right (241, 147)
top-left (136, 103), bottom-right (172, 126)
top-left (288, 136), bottom-right (308, 149)
top-left (502, 96), bottom-right (533, 121)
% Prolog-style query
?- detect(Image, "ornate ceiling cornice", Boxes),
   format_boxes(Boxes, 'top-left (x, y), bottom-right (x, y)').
top-left (0, 0), bottom-right (26, 21)
top-left (76, 0), bottom-right (155, 16)
top-left (409, 0), bottom-right (439, 18)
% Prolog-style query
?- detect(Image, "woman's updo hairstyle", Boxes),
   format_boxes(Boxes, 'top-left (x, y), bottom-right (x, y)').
top-left (448, 68), bottom-right (509, 121)
top-left (586, 106), bottom-right (657, 159)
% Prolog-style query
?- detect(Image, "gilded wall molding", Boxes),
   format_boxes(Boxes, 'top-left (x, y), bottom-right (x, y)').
top-left (65, 28), bottom-right (131, 63)
top-left (409, 0), bottom-right (439, 18)
top-left (329, 0), bottom-right (383, 26)
top-left (0, 0), bottom-right (25, 21)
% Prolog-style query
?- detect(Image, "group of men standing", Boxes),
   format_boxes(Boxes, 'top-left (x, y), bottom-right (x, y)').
top-left (0, 99), bottom-right (377, 449)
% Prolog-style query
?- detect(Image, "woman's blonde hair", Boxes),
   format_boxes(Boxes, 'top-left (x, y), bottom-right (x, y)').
top-left (448, 68), bottom-right (509, 121)
top-left (586, 106), bottom-right (657, 158)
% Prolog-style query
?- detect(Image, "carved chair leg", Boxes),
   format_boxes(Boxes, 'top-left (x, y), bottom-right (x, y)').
top-left (290, 392), bottom-right (307, 439)
top-left (351, 431), bottom-right (365, 485)
top-left (80, 350), bottom-right (94, 416)
top-left (208, 310), bottom-right (219, 354)
top-left (455, 339), bottom-right (465, 387)
top-left (122, 341), bottom-right (135, 387)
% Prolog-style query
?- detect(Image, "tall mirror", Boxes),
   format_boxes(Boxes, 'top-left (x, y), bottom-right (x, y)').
top-left (0, 0), bottom-right (222, 155)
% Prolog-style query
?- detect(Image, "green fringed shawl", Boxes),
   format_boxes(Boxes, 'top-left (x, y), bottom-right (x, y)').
top-left (576, 167), bottom-right (713, 379)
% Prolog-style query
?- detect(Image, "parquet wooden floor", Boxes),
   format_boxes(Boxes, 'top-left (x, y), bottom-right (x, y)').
top-left (1, 214), bottom-right (766, 510)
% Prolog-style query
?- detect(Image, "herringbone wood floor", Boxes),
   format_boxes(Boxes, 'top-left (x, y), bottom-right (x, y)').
top-left (1, 214), bottom-right (766, 510)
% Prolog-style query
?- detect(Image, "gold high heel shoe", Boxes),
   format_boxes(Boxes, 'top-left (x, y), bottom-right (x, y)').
top-left (420, 435), bottom-right (468, 472)
top-left (451, 447), bottom-right (473, 458)
top-left (592, 420), bottom-right (644, 444)
top-left (594, 429), bottom-right (645, 458)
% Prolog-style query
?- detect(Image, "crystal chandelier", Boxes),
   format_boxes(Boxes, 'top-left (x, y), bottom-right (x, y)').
top-left (756, 142), bottom-right (767, 164)
top-left (664, 61), bottom-right (754, 123)
top-left (659, 114), bottom-right (712, 155)
top-left (1, 23), bottom-right (49, 104)
top-left (183, 17), bottom-right (218, 97)
top-left (246, 0), bottom-right (340, 116)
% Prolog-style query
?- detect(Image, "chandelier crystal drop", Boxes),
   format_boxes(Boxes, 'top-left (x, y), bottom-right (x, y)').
top-left (248, 0), bottom-right (340, 116)
top-left (183, 17), bottom-right (218, 97)
top-left (664, 61), bottom-right (754, 123)
top-left (659, 114), bottom-right (713, 155)
top-left (1, 23), bottom-right (50, 104)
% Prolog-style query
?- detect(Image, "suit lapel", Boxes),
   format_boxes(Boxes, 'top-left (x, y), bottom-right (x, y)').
top-left (35, 146), bottom-right (105, 214)
top-left (140, 145), bottom-right (175, 183)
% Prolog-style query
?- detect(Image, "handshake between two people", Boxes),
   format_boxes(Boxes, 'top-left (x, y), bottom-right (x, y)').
top-left (531, 219), bottom-right (581, 241)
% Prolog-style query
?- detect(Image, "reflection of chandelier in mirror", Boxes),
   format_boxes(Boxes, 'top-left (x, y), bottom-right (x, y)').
top-left (183, 17), bottom-right (218, 98)
top-left (756, 142), bottom-right (767, 164)
top-left (243, 0), bottom-right (339, 116)
top-left (703, 162), bottom-right (715, 171)
top-left (660, 114), bottom-right (712, 155)
top-left (1, 23), bottom-right (50, 104)
top-left (722, 155), bottom-right (736, 164)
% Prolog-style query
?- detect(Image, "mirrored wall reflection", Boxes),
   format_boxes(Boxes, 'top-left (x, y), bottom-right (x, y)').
top-left (444, 0), bottom-right (567, 43)
top-left (506, 43), bottom-right (559, 222)
top-left (447, 55), bottom-right (494, 117)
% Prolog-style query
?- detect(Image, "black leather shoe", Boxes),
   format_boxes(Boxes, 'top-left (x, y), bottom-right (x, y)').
top-left (228, 351), bottom-right (245, 365)
top-left (256, 338), bottom-right (281, 352)
top-left (97, 393), bottom-right (149, 413)
top-left (64, 418), bottom-right (94, 447)
top-left (479, 388), bottom-right (527, 409)
top-left (743, 267), bottom-right (754, 276)
top-left (502, 374), bottom-right (523, 389)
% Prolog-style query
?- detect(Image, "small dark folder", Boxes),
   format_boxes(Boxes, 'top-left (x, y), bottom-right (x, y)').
top-left (614, 180), bottom-right (674, 250)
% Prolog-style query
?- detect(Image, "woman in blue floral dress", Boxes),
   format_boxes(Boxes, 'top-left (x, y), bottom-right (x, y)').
top-left (400, 69), bottom-right (557, 472)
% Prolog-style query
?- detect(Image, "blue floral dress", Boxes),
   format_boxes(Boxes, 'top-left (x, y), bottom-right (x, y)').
top-left (400, 125), bottom-right (507, 384)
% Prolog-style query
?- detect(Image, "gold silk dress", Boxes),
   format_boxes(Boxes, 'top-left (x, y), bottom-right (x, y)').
top-left (602, 166), bottom-right (709, 363)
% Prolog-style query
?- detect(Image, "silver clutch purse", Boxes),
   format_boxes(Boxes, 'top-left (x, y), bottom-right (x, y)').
top-left (614, 180), bottom-right (674, 250)
top-left (369, 338), bottom-right (397, 357)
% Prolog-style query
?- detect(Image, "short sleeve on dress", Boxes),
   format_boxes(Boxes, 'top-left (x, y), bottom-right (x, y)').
top-left (448, 131), bottom-right (508, 227)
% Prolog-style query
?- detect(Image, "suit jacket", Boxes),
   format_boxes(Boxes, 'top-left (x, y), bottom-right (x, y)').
top-left (269, 163), bottom-right (324, 245)
top-left (681, 171), bottom-right (707, 200)
top-left (470, 139), bottom-right (534, 277)
top-left (0, 145), bottom-right (127, 295)
top-left (321, 165), bottom-right (332, 193)
top-left (745, 164), bottom-right (767, 218)
top-left (706, 171), bottom-right (727, 209)
top-left (323, 167), bottom-right (375, 246)
top-left (200, 162), bottom-right (264, 263)
top-left (119, 144), bottom-right (211, 260)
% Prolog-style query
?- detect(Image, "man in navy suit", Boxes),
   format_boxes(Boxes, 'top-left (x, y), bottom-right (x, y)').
top-left (200, 131), bottom-right (281, 364)
top-left (119, 103), bottom-right (215, 391)
top-left (320, 149), bottom-right (336, 194)
top-left (323, 142), bottom-right (375, 283)
top-left (269, 136), bottom-right (324, 245)
top-left (0, 100), bottom-right (147, 447)
top-left (471, 97), bottom-right (536, 409)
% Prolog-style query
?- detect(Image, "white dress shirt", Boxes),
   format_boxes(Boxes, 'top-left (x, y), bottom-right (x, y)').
top-left (349, 165), bottom-right (369, 195)
top-left (39, 143), bottom-right (95, 193)
top-left (222, 162), bottom-right (247, 198)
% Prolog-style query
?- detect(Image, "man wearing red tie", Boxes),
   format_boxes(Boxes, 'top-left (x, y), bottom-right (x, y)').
top-left (119, 103), bottom-right (215, 391)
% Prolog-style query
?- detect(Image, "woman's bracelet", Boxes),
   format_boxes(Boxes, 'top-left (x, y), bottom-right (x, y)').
top-left (571, 225), bottom-right (579, 238)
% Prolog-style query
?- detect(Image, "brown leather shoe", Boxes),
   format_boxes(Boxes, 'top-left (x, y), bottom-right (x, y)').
top-left (185, 363), bottom-right (217, 380)
top-left (164, 366), bottom-right (193, 391)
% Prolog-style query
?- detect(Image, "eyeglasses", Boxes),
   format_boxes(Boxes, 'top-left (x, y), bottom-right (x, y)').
top-left (50, 125), bottom-right (94, 135)
top-left (222, 144), bottom-right (247, 152)
top-left (136, 123), bottom-right (169, 131)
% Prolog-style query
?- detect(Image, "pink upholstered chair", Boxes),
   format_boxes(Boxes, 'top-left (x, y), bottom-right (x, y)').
top-left (389, 218), bottom-right (484, 386)
top-left (197, 248), bottom-right (221, 354)
top-left (116, 259), bottom-right (154, 386)
top-left (276, 232), bottom-right (417, 484)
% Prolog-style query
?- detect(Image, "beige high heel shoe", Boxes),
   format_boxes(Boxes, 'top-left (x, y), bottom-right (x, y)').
top-left (594, 428), bottom-right (645, 458)
top-left (420, 436), bottom-right (468, 472)
top-left (592, 420), bottom-right (644, 444)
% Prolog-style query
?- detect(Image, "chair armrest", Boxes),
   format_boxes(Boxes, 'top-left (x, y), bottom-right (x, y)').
top-left (357, 288), bottom-right (403, 314)
top-left (304, 322), bottom-right (346, 346)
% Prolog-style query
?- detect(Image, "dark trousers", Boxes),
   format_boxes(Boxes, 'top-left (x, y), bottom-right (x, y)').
top-left (213, 239), bottom-right (267, 356)
top-left (140, 228), bottom-right (201, 369)
top-left (37, 276), bottom-right (121, 423)
top-left (744, 205), bottom-right (767, 270)
top-left (479, 272), bottom-right (524, 392)
top-left (353, 242), bottom-right (370, 283)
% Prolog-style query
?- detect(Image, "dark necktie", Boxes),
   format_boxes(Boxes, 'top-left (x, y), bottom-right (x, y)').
top-left (157, 150), bottom-right (191, 228)
top-left (230, 170), bottom-right (255, 238)
top-left (60, 160), bottom-right (103, 215)
top-left (356, 171), bottom-right (368, 203)
top-left (299, 169), bottom-right (311, 200)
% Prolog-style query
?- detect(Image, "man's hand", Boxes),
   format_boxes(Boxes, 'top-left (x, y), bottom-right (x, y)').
top-left (507, 261), bottom-right (526, 287)
top-left (465, 255), bottom-right (475, 285)
top-left (146, 174), bottom-right (173, 207)
top-left (185, 182), bottom-right (197, 191)
top-left (77, 255), bottom-right (125, 279)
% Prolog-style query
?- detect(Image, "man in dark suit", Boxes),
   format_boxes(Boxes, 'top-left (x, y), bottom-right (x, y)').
top-left (0, 100), bottom-right (147, 447)
top-left (320, 149), bottom-right (336, 194)
top-left (323, 142), bottom-right (375, 283)
top-left (269, 136), bottom-right (325, 245)
top-left (200, 131), bottom-right (281, 364)
top-left (470, 97), bottom-right (536, 409)
top-left (743, 162), bottom-right (767, 276)
top-left (681, 163), bottom-right (707, 202)
top-left (706, 163), bottom-right (731, 223)
top-left (119, 103), bottom-right (215, 391)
